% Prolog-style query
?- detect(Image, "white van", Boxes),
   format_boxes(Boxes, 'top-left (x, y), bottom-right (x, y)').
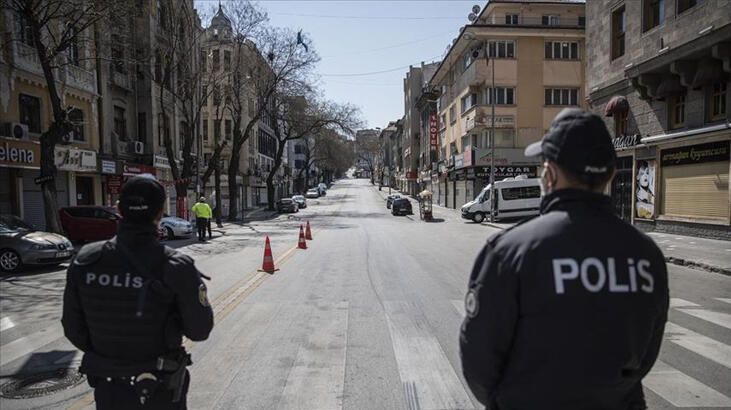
top-left (461, 176), bottom-right (542, 223)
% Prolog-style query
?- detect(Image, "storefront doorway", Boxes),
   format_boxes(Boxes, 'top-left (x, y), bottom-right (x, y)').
top-left (612, 156), bottom-right (633, 223)
top-left (76, 176), bottom-right (95, 205)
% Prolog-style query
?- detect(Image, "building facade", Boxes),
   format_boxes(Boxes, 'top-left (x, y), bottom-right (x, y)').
top-left (429, 0), bottom-right (585, 209)
top-left (403, 63), bottom-right (439, 195)
top-left (586, 0), bottom-right (731, 239)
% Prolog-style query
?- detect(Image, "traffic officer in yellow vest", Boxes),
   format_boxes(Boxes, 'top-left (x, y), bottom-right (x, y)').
top-left (191, 198), bottom-right (212, 242)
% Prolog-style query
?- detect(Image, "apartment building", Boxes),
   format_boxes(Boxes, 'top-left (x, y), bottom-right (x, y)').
top-left (1, 7), bottom-right (101, 228)
top-left (587, 0), bottom-right (730, 239)
top-left (429, 0), bottom-right (585, 208)
top-left (402, 62), bottom-right (439, 195)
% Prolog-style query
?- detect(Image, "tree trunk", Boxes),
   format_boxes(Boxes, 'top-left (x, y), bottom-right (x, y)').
top-left (214, 165), bottom-right (223, 227)
top-left (227, 146), bottom-right (240, 221)
top-left (39, 127), bottom-right (63, 233)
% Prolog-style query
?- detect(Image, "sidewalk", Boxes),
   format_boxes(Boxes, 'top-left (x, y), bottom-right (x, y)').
top-left (371, 186), bottom-right (731, 276)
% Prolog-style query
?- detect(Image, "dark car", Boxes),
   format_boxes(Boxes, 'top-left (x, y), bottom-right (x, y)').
top-left (391, 198), bottom-right (413, 216)
top-left (292, 195), bottom-right (307, 209)
top-left (386, 194), bottom-right (400, 209)
top-left (59, 206), bottom-right (121, 243)
top-left (0, 215), bottom-right (74, 272)
top-left (276, 198), bottom-right (299, 213)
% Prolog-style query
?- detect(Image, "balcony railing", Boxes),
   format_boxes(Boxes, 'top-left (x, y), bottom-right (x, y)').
top-left (482, 16), bottom-right (585, 29)
top-left (13, 42), bottom-right (43, 75)
top-left (63, 65), bottom-right (96, 93)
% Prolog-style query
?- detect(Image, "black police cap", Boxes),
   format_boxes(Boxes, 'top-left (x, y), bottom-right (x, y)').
top-left (118, 174), bottom-right (166, 222)
top-left (525, 108), bottom-right (617, 176)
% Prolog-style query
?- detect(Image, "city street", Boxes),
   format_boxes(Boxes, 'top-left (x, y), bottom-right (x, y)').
top-left (1, 178), bottom-right (730, 409)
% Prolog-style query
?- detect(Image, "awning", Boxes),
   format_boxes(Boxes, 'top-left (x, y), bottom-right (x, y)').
top-left (604, 95), bottom-right (629, 117)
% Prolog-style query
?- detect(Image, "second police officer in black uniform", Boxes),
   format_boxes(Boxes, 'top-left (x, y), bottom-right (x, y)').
top-left (62, 175), bottom-right (214, 409)
top-left (460, 109), bottom-right (669, 410)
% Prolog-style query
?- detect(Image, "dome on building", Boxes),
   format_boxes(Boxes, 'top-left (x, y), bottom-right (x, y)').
top-left (210, 4), bottom-right (231, 30)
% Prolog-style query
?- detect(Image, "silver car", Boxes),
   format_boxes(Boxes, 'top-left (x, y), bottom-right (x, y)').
top-left (160, 215), bottom-right (194, 240)
top-left (0, 215), bottom-right (74, 273)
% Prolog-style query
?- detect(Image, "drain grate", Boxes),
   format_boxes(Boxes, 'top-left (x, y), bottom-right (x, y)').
top-left (0, 369), bottom-right (85, 399)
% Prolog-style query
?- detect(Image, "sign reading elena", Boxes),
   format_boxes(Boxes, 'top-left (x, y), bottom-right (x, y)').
top-left (0, 138), bottom-right (40, 168)
top-left (661, 141), bottom-right (729, 166)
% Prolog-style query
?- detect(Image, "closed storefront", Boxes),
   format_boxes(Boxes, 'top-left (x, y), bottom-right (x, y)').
top-left (55, 146), bottom-right (101, 208)
top-left (659, 140), bottom-right (730, 224)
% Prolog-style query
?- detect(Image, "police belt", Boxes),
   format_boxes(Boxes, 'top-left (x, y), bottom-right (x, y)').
top-left (80, 351), bottom-right (189, 379)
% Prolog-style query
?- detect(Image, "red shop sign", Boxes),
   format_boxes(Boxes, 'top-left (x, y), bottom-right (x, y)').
top-left (107, 175), bottom-right (123, 194)
top-left (123, 163), bottom-right (155, 176)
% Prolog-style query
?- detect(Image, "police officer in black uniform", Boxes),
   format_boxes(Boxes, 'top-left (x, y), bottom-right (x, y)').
top-left (460, 109), bottom-right (669, 410)
top-left (62, 174), bottom-right (214, 409)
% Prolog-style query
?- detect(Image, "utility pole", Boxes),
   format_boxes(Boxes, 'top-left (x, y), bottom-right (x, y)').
top-left (488, 44), bottom-right (496, 223)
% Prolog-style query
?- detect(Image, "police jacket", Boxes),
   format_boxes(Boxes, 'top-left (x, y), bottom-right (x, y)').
top-left (61, 221), bottom-right (214, 373)
top-left (460, 189), bottom-right (669, 410)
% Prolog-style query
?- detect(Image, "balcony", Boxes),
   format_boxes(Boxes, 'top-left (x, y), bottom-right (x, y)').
top-left (464, 107), bottom-right (515, 133)
top-left (481, 15), bottom-right (585, 29)
top-left (62, 65), bottom-right (96, 94)
top-left (111, 70), bottom-right (131, 90)
top-left (12, 42), bottom-right (43, 75)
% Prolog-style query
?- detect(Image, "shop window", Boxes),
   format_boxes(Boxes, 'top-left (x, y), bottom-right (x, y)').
top-left (505, 14), bottom-right (519, 25)
top-left (68, 108), bottom-right (85, 141)
top-left (485, 87), bottom-right (515, 105)
top-left (612, 6), bottom-right (625, 59)
top-left (487, 40), bottom-right (516, 59)
top-left (114, 106), bottom-right (126, 140)
top-left (642, 0), bottom-right (664, 32)
top-left (19, 94), bottom-right (41, 133)
top-left (668, 94), bottom-right (686, 129)
top-left (677, 0), bottom-right (699, 14)
top-left (707, 82), bottom-right (727, 122)
top-left (545, 41), bottom-right (579, 60)
top-left (545, 88), bottom-right (579, 106)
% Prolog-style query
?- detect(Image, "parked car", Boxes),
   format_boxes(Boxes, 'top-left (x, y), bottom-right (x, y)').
top-left (305, 189), bottom-right (320, 199)
top-left (461, 176), bottom-right (541, 223)
top-left (391, 198), bottom-right (413, 216)
top-left (59, 206), bottom-right (121, 242)
top-left (160, 215), bottom-right (194, 240)
top-left (0, 215), bottom-right (74, 273)
top-left (317, 183), bottom-right (327, 196)
top-left (292, 195), bottom-right (307, 209)
top-left (276, 198), bottom-right (299, 213)
top-left (386, 194), bottom-right (400, 209)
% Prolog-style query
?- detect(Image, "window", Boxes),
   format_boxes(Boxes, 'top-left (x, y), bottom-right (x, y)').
top-left (678, 0), bottom-right (699, 13)
top-left (487, 40), bottom-right (515, 59)
top-left (505, 14), bottom-right (519, 25)
top-left (545, 88), bottom-right (579, 106)
top-left (502, 186), bottom-right (541, 200)
top-left (138, 112), bottom-right (146, 142)
top-left (707, 82), bottom-right (726, 122)
top-left (612, 6), bottom-right (626, 59)
top-left (294, 144), bottom-right (305, 154)
top-left (295, 159), bottom-right (305, 169)
top-left (202, 119), bottom-right (208, 141)
top-left (439, 114), bottom-right (447, 130)
top-left (643, 0), bottom-right (664, 32)
top-left (212, 49), bottom-right (220, 71)
top-left (485, 87), bottom-right (515, 105)
top-left (542, 15), bottom-right (560, 26)
top-left (154, 49), bottom-right (162, 82)
top-left (113, 106), bottom-right (126, 140)
top-left (18, 94), bottom-right (41, 133)
top-left (111, 36), bottom-right (126, 73)
top-left (225, 119), bottom-right (232, 141)
top-left (213, 85), bottom-right (221, 106)
top-left (160, 113), bottom-right (170, 146)
top-left (461, 93), bottom-right (479, 113)
top-left (214, 119), bottom-right (221, 141)
top-left (578, 16), bottom-right (586, 27)
top-left (545, 41), bottom-right (579, 60)
top-left (16, 13), bottom-right (34, 45)
top-left (614, 111), bottom-right (628, 137)
top-left (668, 94), bottom-right (686, 129)
top-left (157, 0), bottom-right (167, 29)
top-left (68, 31), bottom-right (80, 66)
top-left (201, 51), bottom-right (207, 72)
top-left (224, 50), bottom-right (231, 72)
top-left (462, 52), bottom-right (475, 71)
top-left (449, 106), bottom-right (456, 124)
top-left (68, 109), bottom-right (84, 141)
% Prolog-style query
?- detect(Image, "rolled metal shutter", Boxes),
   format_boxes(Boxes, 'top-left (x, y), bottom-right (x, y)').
top-left (0, 168), bottom-right (12, 215)
top-left (22, 171), bottom-right (45, 229)
top-left (661, 161), bottom-right (730, 220)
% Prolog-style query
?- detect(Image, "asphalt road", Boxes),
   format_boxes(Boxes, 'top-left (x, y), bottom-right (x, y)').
top-left (0, 178), bottom-right (729, 409)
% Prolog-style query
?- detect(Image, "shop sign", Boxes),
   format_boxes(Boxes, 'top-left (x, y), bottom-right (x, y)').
top-left (463, 147), bottom-right (473, 167)
top-left (478, 115), bottom-right (514, 128)
top-left (123, 163), bottom-right (155, 176)
top-left (405, 170), bottom-right (418, 179)
top-left (454, 153), bottom-right (464, 169)
top-left (474, 148), bottom-right (540, 167)
top-left (55, 146), bottom-right (97, 172)
top-left (635, 160), bottom-right (656, 220)
top-left (474, 165), bottom-right (538, 179)
top-left (429, 112), bottom-right (439, 150)
top-left (661, 141), bottom-right (730, 166)
top-left (101, 159), bottom-right (117, 174)
top-left (154, 155), bottom-right (171, 169)
top-left (0, 137), bottom-right (40, 169)
top-left (107, 175), bottom-right (123, 194)
top-left (613, 134), bottom-right (641, 150)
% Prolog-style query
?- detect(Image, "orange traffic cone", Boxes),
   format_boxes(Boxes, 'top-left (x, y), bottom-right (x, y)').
top-left (298, 225), bottom-right (308, 249)
top-left (258, 236), bottom-right (278, 273)
top-left (305, 221), bottom-right (313, 240)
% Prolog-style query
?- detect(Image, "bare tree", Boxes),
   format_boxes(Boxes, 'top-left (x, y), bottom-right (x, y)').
top-left (355, 133), bottom-right (382, 185)
top-left (3, 0), bottom-right (135, 232)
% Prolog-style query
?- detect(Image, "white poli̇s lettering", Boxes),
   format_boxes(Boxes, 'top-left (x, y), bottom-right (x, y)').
top-left (132, 276), bottom-right (144, 289)
top-left (580, 258), bottom-right (607, 292)
top-left (637, 259), bottom-right (654, 293)
top-left (553, 259), bottom-right (579, 294)
top-left (607, 258), bottom-right (630, 293)
top-left (85, 272), bottom-right (96, 284)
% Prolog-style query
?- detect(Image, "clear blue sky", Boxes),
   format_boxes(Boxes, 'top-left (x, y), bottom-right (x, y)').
top-left (194, 0), bottom-right (478, 129)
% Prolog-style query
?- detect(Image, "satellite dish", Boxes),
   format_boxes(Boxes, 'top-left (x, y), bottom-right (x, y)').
top-left (468, 13), bottom-right (477, 22)
top-left (472, 5), bottom-right (481, 14)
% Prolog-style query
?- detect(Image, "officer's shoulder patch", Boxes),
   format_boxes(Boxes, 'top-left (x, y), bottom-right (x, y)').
top-left (465, 288), bottom-right (479, 318)
top-left (72, 241), bottom-right (109, 266)
top-left (198, 283), bottom-right (210, 307)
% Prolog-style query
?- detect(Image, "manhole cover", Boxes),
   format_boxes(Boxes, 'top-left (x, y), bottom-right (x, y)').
top-left (0, 369), bottom-right (85, 399)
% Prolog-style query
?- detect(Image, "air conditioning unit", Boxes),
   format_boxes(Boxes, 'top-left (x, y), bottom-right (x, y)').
top-left (2, 122), bottom-right (29, 139)
top-left (130, 141), bottom-right (144, 155)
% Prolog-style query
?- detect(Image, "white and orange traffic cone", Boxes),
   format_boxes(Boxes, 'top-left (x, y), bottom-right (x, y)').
top-left (298, 225), bottom-right (308, 249)
top-left (305, 221), bottom-right (313, 240)
top-left (258, 236), bottom-right (278, 273)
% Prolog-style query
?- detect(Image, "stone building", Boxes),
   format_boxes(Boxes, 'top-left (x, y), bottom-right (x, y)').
top-left (403, 62), bottom-right (439, 196)
top-left (586, 0), bottom-right (730, 239)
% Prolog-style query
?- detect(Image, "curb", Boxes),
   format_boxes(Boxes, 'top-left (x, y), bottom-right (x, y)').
top-left (665, 256), bottom-right (731, 277)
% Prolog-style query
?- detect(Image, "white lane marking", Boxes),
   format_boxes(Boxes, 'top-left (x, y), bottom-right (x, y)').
top-left (385, 301), bottom-right (472, 410)
top-left (665, 322), bottom-right (731, 369)
top-left (278, 301), bottom-right (348, 410)
top-left (0, 317), bottom-right (15, 332)
top-left (0, 325), bottom-right (64, 366)
top-left (451, 300), bottom-right (465, 318)
top-left (677, 308), bottom-right (731, 331)
top-left (671, 298), bottom-right (700, 308)
top-left (645, 360), bottom-right (731, 407)
top-left (715, 298), bottom-right (731, 305)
